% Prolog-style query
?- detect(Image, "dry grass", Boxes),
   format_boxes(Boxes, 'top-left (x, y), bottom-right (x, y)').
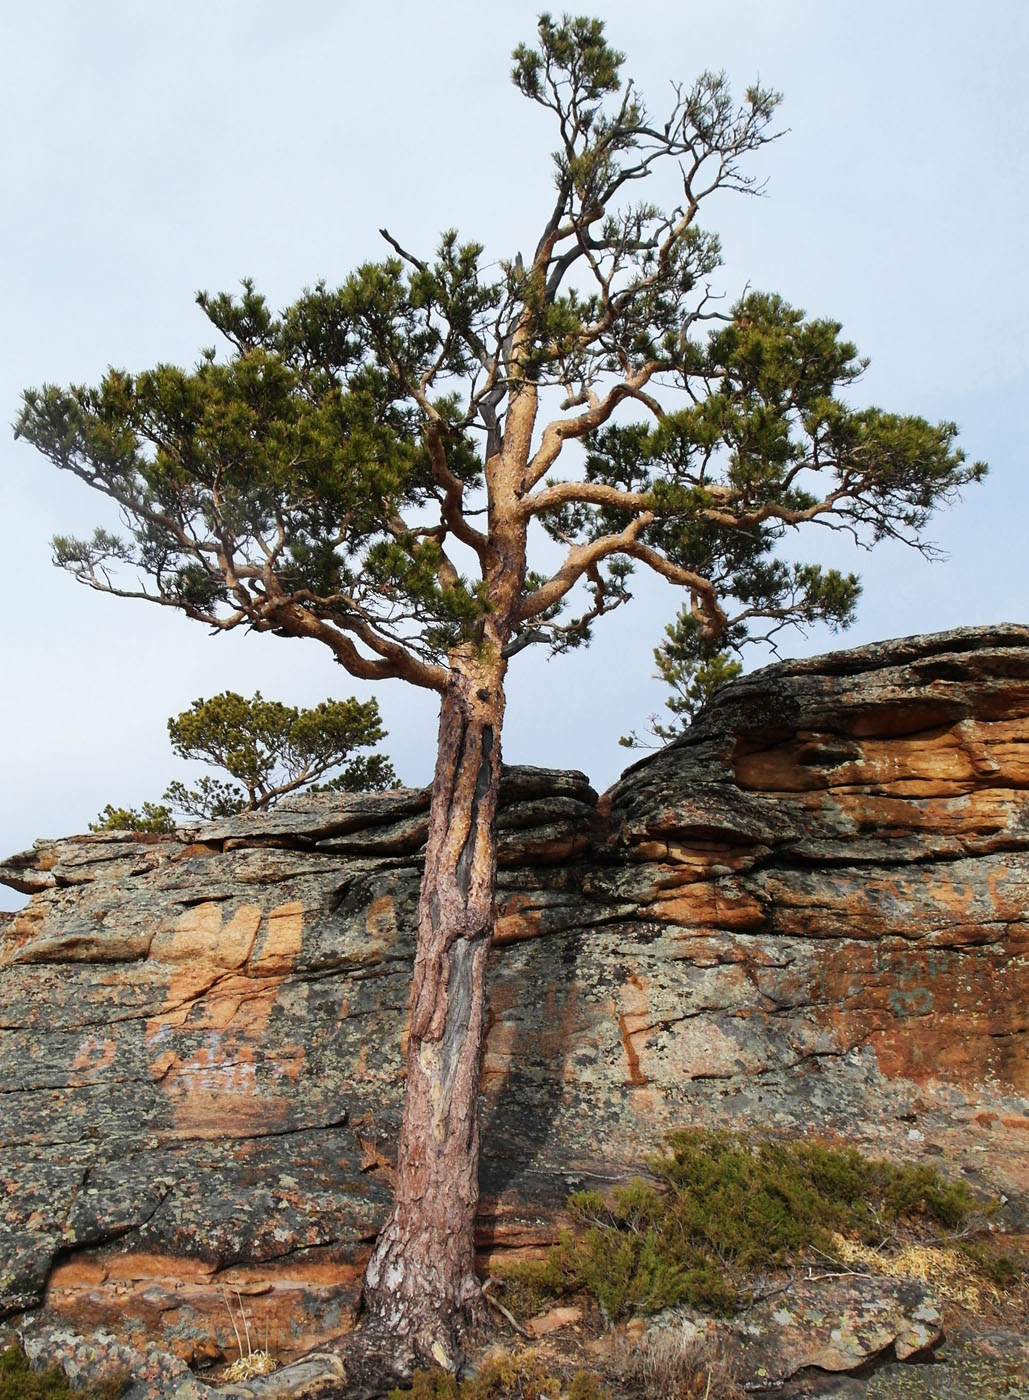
top-left (218, 1286), bottom-right (278, 1382)
top-left (614, 1327), bottom-right (742, 1400)
top-left (828, 1233), bottom-right (1005, 1312)
top-left (222, 1351), bottom-right (278, 1383)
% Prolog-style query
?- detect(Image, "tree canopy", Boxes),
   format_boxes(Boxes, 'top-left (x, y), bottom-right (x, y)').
top-left (15, 21), bottom-right (982, 685)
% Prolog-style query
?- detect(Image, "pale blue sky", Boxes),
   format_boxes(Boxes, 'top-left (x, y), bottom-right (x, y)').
top-left (2, 2), bottom-right (1026, 907)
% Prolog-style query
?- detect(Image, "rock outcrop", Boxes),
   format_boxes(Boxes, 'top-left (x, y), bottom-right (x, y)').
top-left (2, 624), bottom-right (1027, 1367)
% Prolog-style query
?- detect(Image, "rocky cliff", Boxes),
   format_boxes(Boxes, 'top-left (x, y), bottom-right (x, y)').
top-left (2, 624), bottom-right (1027, 1368)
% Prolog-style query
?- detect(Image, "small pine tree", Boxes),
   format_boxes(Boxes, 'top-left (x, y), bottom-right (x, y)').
top-left (621, 609), bottom-right (743, 748)
top-left (90, 801), bottom-right (176, 834)
top-left (93, 691), bottom-right (399, 829)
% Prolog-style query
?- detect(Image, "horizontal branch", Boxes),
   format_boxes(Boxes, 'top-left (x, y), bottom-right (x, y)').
top-left (263, 600), bottom-right (447, 692)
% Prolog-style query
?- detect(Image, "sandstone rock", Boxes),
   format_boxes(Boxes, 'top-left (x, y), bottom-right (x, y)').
top-left (524, 1305), bottom-right (583, 1338)
top-left (1, 625), bottom-right (1027, 1367)
top-left (732, 1276), bottom-right (943, 1379)
top-left (18, 1326), bottom-right (205, 1400)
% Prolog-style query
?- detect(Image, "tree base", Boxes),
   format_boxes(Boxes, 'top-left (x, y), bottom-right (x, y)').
top-left (197, 1302), bottom-right (496, 1399)
top-left (360, 1269), bottom-right (490, 1380)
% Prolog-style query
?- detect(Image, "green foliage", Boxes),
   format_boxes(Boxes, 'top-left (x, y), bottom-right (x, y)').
top-left (94, 690), bottom-right (400, 828)
top-left (957, 1240), bottom-right (1027, 1289)
top-left (389, 1350), bottom-right (611, 1400)
top-left (0, 1346), bottom-right (127, 1400)
top-left (497, 1130), bottom-right (979, 1321)
top-left (164, 690), bottom-right (399, 814)
top-left (89, 802), bottom-right (175, 834)
top-left (620, 609), bottom-right (743, 748)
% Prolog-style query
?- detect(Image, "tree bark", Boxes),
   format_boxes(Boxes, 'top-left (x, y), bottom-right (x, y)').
top-left (362, 644), bottom-right (506, 1367)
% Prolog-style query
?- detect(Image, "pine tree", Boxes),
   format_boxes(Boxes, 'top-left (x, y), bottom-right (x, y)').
top-left (15, 15), bottom-right (984, 1370)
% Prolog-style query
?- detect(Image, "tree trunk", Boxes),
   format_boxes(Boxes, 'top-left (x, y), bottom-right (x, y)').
top-left (362, 645), bottom-right (506, 1367)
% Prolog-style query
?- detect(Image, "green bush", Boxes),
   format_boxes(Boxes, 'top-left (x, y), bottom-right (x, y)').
top-left (957, 1240), bottom-right (1026, 1289)
top-left (495, 1130), bottom-right (978, 1321)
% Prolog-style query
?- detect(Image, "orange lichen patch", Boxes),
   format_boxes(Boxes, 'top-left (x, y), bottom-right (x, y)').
top-left (634, 840), bottom-right (669, 860)
top-left (808, 935), bottom-right (1028, 1090)
top-left (69, 1034), bottom-right (118, 1079)
top-left (147, 900), bottom-right (304, 1039)
top-left (766, 870), bottom-right (923, 940)
top-left (484, 980), bottom-right (583, 1098)
top-left (357, 1135), bottom-right (396, 1182)
top-left (43, 1259), bottom-right (109, 1289)
top-left (634, 855), bottom-right (751, 902)
top-left (494, 894), bottom-right (543, 945)
top-left (364, 895), bottom-right (397, 944)
top-left (268, 1044), bottom-right (307, 1085)
top-left (664, 844), bottom-right (762, 874)
top-left (483, 1018), bottom-right (522, 1069)
top-left (773, 856), bottom-right (1028, 950)
top-left (2, 901), bottom-right (46, 960)
top-left (849, 731), bottom-right (980, 785)
top-left (91, 1252), bottom-right (217, 1282)
top-left (147, 1050), bottom-right (177, 1082)
top-left (618, 1013), bottom-right (646, 1086)
top-left (249, 901), bottom-right (304, 974)
top-left (486, 980), bottom-right (522, 1017)
top-left (151, 902), bottom-right (262, 970)
top-left (353, 1039), bottom-right (374, 1078)
top-left (646, 882), bottom-right (765, 931)
top-left (864, 1021), bottom-right (1007, 1086)
top-left (733, 724), bottom-right (989, 794)
top-left (985, 866), bottom-right (1029, 927)
top-left (176, 841), bottom-right (221, 859)
top-left (617, 974), bottom-right (652, 1087)
top-left (147, 1043), bottom-right (291, 1138)
top-left (142, 901), bottom-right (307, 1133)
top-left (984, 744), bottom-right (1029, 784)
top-left (537, 981), bottom-right (580, 1064)
top-left (521, 834), bottom-right (589, 864)
top-left (44, 1255), bottom-right (365, 1364)
top-left (819, 788), bottom-right (1026, 842)
top-left (919, 877), bottom-right (982, 927)
top-left (482, 987), bottom-right (527, 1081)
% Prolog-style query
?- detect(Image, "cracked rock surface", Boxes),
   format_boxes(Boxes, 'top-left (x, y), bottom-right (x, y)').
top-left (1, 624), bottom-right (1027, 1367)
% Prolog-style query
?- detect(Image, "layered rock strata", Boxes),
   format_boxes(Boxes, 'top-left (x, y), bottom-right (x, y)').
top-left (1, 624), bottom-right (1027, 1364)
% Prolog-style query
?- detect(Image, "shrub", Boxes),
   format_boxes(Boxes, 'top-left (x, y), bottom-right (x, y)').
top-left (495, 1129), bottom-right (979, 1321)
